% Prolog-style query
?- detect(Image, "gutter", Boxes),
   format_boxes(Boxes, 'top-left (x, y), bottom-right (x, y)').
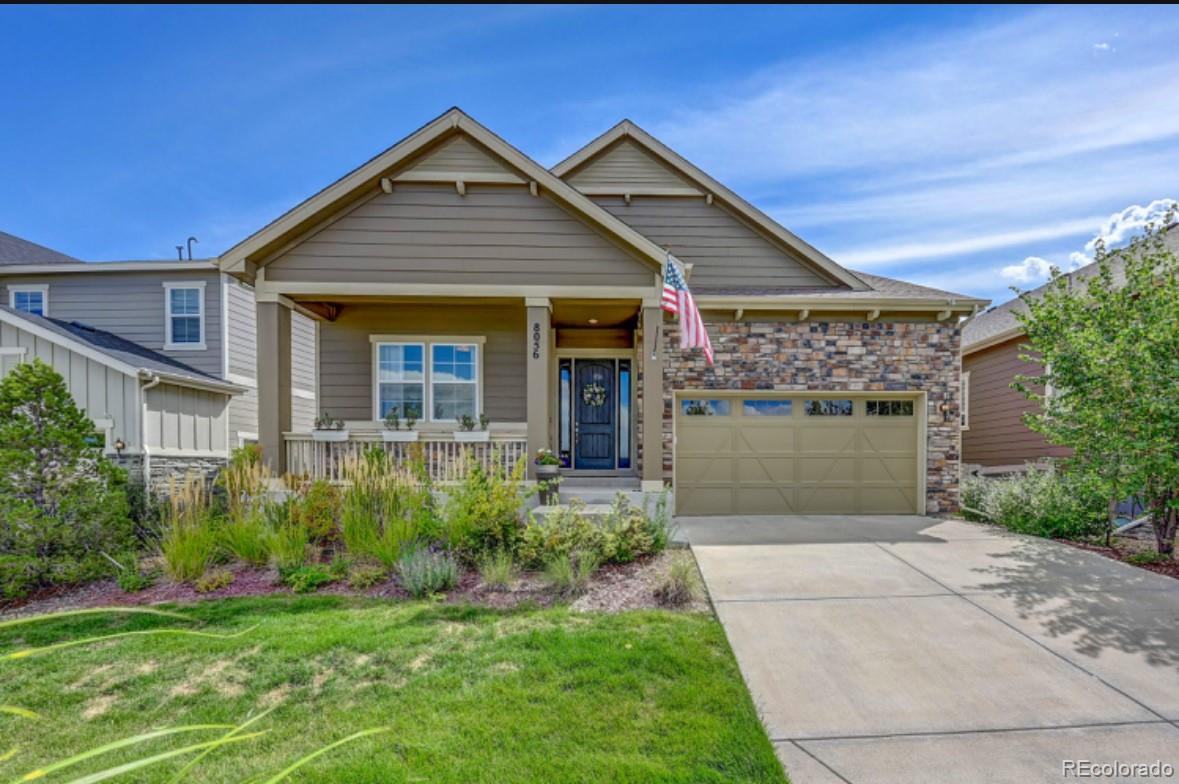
top-left (138, 369), bottom-right (248, 396)
top-left (139, 373), bottom-right (162, 488)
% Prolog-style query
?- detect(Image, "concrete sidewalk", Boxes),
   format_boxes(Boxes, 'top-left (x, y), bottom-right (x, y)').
top-left (681, 515), bottom-right (1179, 784)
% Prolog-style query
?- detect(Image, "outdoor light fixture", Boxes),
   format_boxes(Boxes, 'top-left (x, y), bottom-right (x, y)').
top-left (588, 318), bottom-right (599, 325)
top-left (113, 438), bottom-right (126, 455)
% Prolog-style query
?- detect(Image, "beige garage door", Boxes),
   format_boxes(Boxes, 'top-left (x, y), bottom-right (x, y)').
top-left (674, 396), bottom-right (921, 515)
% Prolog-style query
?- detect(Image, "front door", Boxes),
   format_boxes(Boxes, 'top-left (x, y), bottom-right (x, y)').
top-left (574, 360), bottom-right (615, 469)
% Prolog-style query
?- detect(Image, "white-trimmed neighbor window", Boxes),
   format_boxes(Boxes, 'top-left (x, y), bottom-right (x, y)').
top-left (9, 285), bottom-right (48, 316)
top-left (163, 282), bottom-right (206, 350)
top-left (961, 371), bottom-right (971, 429)
top-left (371, 336), bottom-right (483, 423)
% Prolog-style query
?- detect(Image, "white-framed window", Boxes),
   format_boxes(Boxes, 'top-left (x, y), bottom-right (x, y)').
top-left (961, 371), bottom-right (971, 429)
top-left (9, 285), bottom-right (48, 316)
top-left (370, 336), bottom-right (484, 423)
top-left (163, 281), bottom-right (206, 350)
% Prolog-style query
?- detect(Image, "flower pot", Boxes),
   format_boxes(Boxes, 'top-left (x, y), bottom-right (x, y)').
top-left (382, 430), bottom-right (420, 443)
top-left (535, 463), bottom-right (560, 505)
top-left (453, 430), bottom-right (491, 443)
top-left (311, 429), bottom-right (350, 442)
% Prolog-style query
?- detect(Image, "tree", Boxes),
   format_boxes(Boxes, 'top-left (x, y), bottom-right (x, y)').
top-left (1014, 214), bottom-right (1179, 554)
top-left (0, 358), bottom-right (133, 597)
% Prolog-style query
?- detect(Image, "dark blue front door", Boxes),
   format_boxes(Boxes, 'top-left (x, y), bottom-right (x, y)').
top-left (574, 360), bottom-right (615, 469)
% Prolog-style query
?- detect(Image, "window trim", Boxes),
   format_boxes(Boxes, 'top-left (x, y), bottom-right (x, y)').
top-left (961, 371), bottom-right (970, 430)
top-left (9, 284), bottom-right (48, 316)
top-left (162, 281), bottom-right (207, 351)
top-left (369, 335), bottom-right (485, 424)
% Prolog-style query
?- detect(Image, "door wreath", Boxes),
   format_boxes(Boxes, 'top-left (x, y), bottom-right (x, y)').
top-left (581, 381), bottom-right (607, 407)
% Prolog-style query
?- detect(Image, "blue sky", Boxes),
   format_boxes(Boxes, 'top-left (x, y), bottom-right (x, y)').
top-left (2, 5), bottom-right (1176, 306)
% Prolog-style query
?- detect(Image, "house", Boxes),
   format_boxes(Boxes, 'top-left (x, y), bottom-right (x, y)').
top-left (220, 108), bottom-right (986, 516)
top-left (961, 226), bottom-right (1177, 472)
top-left (0, 231), bottom-right (318, 487)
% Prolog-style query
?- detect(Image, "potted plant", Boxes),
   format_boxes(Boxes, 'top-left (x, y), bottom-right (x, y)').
top-left (534, 448), bottom-right (561, 505)
top-left (453, 412), bottom-right (490, 443)
top-left (381, 406), bottom-right (420, 443)
top-left (311, 411), bottom-right (348, 442)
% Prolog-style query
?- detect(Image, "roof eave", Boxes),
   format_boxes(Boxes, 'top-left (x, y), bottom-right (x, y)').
top-left (962, 325), bottom-right (1026, 356)
top-left (695, 294), bottom-right (989, 313)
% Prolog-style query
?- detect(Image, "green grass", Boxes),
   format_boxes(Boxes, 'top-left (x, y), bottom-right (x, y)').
top-left (0, 597), bottom-right (786, 783)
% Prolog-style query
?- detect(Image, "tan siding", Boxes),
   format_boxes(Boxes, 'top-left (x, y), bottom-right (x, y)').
top-left (567, 138), bottom-right (695, 190)
top-left (403, 134), bottom-right (514, 175)
top-left (291, 313), bottom-right (318, 433)
top-left (593, 196), bottom-right (834, 289)
top-left (963, 337), bottom-right (1071, 466)
top-left (225, 277), bottom-right (257, 377)
top-left (265, 184), bottom-right (654, 286)
top-left (317, 302), bottom-right (525, 423)
top-left (144, 381), bottom-right (230, 454)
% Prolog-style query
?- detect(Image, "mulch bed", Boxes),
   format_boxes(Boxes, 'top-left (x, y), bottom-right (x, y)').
top-left (0, 551), bottom-right (707, 620)
top-left (1058, 539), bottom-right (1179, 581)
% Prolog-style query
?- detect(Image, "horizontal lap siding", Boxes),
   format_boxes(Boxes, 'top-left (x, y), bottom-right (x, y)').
top-left (0, 270), bottom-right (223, 377)
top-left (317, 303), bottom-right (525, 422)
top-left (265, 184), bottom-right (653, 286)
top-left (593, 196), bottom-right (834, 289)
top-left (567, 139), bottom-right (694, 189)
top-left (963, 338), bottom-right (1070, 466)
top-left (406, 135), bottom-right (514, 174)
top-left (226, 278), bottom-right (256, 377)
top-left (291, 313), bottom-right (317, 432)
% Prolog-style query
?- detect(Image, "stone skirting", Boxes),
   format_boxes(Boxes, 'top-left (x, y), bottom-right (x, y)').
top-left (660, 320), bottom-right (962, 514)
top-left (112, 453), bottom-right (228, 497)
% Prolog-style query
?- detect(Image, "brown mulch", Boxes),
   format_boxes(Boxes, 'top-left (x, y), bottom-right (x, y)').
top-left (1059, 539), bottom-right (1179, 581)
top-left (0, 551), bottom-right (708, 621)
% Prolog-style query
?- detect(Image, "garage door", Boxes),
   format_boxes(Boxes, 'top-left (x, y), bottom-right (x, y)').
top-left (674, 396), bottom-right (921, 515)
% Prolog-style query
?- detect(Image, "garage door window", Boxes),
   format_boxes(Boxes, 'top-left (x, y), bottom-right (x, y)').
top-left (743, 399), bottom-right (792, 416)
top-left (681, 399), bottom-right (730, 416)
top-left (866, 400), bottom-right (914, 416)
top-left (804, 399), bottom-right (853, 416)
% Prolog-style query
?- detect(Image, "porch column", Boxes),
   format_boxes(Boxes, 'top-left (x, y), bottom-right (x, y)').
top-left (257, 298), bottom-right (292, 474)
top-left (641, 303), bottom-right (665, 491)
top-left (525, 298), bottom-right (551, 480)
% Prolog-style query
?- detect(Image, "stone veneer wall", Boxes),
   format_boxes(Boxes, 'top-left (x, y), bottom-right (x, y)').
top-left (111, 453), bottom-right (228, 498)
top-left (661, 319), bottom-right (962, 514)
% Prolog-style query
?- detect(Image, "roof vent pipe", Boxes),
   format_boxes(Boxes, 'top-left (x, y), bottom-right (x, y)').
top-left (186, 236), bottom-right (199, 261)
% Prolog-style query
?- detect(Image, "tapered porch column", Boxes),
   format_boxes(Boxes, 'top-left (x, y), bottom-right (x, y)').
top-left (641, 303), bottom-right (665, 491)
top-left (257, 298), bottom-right (292, 474)
top-left (525, 298), bottom-right (551, 480)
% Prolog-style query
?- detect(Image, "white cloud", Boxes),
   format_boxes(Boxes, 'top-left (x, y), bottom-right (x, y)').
top-left (1001, 256), bottom-right (1055, 284)
top-left (1094, 42), bottom-right (1111, 51)
top-left (1085, 198), bottom-right (1177, 253)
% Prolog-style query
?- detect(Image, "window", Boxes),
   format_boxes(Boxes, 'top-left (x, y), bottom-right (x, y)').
top-left (961, 371), bottom-right (970, 429)
top-left (371, 337), bottom-right (483, 423)
top-left (618, 360), bottom-right (631, 469)
top-left (559, 359), bottom-right (572, 467)
top-left (866, 400), bottom-right (914, 416)
top-left (430, 343), bottom-right (478, 421)
top-left (9, 285), bottom-right (47, 316)
top-left (805, 399), bottom-right (853, 416)
top-left (163, 282), bottom-right (205, 349)
top-left (743, 399), bottom-right (792, 416)
top-left (681, 399), bottom-right (731, 416)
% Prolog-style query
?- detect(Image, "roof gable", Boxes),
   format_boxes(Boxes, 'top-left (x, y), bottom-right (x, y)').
top-left (553, 121), bottom-right (870, 291)
top-left (566, 138), bottom-right (699, 193)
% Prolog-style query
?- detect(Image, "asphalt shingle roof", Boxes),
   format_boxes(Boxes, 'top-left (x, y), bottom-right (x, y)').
top-left (0, 231), bottom-right (80, 266)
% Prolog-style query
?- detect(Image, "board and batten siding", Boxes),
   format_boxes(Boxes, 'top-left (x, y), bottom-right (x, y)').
top-left (0, 320), bottom-right (139, 451)
top-left (962, 337), bottom-right (1070, 467)
top-left (263, 184), bottom-right (655, 287)
top-left (592, 196), bottom-right (835, 290)
top-left (0, 269), bottom-right (224, 377)
top-left (566, 138), bottom-right (696, 190)
top-left (143, 381), bottom-right (230, 455)
top-left (317, 302), bottom-right (525, 424)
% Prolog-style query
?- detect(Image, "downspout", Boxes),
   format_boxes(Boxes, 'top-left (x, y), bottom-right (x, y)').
top-left (140, 372), bottom-right (162, 490)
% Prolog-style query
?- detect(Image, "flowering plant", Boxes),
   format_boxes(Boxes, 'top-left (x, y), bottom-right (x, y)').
top-left (534, 448), bottom-right (560, 466)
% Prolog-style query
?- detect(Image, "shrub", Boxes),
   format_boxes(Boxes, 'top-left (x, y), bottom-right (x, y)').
top-left (654, 553), bottom-right (701, 607)
top-left (114, 552), bottom-right (158, 593)
top-left (219, 510), bottom-right (271, 566)
top-left (516, 501), bottom-right (605, 568)
top-left (293, 479), bottom-right (340, 543)
top-left (0, 359), bottom-right (135, 598)
top-left (194, 568), bottom-right (234, 594)
top-left (963, 467), bottom-right (1107, 540)
top-left (397, 547), bottom-right (460, 598)
top-left (348, 564), bottom-right (389, 590)
top-left (443, 455), bottom-right (526, 558)
top-left (160, 474), bottom-right (219, 582)
top-left (282, 564), bottom-right (333, 594)
top-left (341, 449), bottom-right (437, 568)
top-left (1125, 551), bottom-right (1172, 566)
top-left (601, 494), bottom-right (656, 564)
top-left (477, 550), bottom-right (517, 591)
top-left (643, 490), bottom-right (675, 553)
top-left (328, 553), bottom-right (353, 580)
top-left (266, 501), bottom-right (310, 572)
top-left (543, 550), bottom-right (598, 597)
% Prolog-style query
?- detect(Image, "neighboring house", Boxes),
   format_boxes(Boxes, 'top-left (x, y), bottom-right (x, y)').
top-left (219, 108), bottom-right (987, 516)
top-left (0, 233), bottom-right (318, 486)
top-left (961, 227), bottom-right (1177, 472)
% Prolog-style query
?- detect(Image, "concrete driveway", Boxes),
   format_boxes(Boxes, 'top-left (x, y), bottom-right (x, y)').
top-left (681, 515), bottom-right (1179, 784)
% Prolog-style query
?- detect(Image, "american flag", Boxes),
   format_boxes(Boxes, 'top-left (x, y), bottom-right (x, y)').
top-left (661, 253), bottom-right (714, 365)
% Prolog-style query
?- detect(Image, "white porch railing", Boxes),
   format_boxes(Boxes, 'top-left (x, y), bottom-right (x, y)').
top-left (283, 432), bottom-right (529, 483)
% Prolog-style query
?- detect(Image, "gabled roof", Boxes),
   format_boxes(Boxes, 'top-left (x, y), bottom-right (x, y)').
top-left (551, 120), bottom-right (871, 292)
top-left (0, 306), bottom-right (243, 394)
top-left (219, 108), bottom-right (671, 281)
top-left (0, 231), bottom-right (79, 266)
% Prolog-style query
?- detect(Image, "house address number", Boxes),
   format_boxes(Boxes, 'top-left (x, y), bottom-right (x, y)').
top-left (531, 322), bottom-right (541, 359)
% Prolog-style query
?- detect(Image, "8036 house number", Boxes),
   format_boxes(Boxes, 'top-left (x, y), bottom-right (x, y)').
top-left (532, 322), bottom-right (541, 359)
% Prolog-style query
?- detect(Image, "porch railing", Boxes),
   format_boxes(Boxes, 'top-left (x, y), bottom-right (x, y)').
top-left (283, 432), bottom-right (529, 483)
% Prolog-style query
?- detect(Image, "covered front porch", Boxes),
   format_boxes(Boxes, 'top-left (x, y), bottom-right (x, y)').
top-left (257, 292), bottom-right (665, 486)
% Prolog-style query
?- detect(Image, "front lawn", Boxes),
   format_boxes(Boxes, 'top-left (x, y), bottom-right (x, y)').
top-left (1, 596), bottom-right (786, 783)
